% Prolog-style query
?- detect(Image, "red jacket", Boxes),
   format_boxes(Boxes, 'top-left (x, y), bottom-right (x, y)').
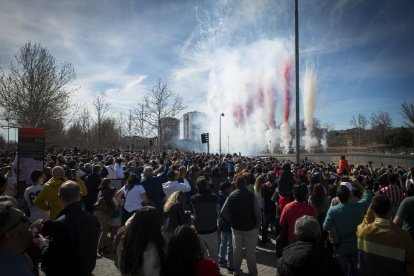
top-left (337, 159), bottom-right (350, 175)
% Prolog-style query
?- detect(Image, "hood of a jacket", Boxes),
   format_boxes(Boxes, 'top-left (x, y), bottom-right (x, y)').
top-left (282, 242), bottom-right (326, 272)
top-left (47, 176), bottom-right (67, 187)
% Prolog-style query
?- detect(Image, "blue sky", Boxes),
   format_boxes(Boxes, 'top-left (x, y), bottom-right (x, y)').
top-left (0, 0), bottom-right (413, 139)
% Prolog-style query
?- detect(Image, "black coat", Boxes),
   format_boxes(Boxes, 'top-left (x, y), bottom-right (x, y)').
top-left (83, 173), bottom-right (102, 212)
top-left (41, 201), bottom-right (100, 276)
top-left (276, 241), bottom-right (343, 276)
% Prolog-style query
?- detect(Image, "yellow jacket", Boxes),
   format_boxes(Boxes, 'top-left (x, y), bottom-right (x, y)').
top-left (33, 176), bottom-right (88, 221)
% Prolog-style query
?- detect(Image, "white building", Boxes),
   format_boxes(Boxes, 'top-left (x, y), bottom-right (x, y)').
top-left (183, 111), bottom-right (208, 141)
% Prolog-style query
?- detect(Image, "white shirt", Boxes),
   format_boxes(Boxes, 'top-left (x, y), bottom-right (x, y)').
top-left (115, 163), bottom-right (125, 179)
top-left (162, 178), bottom-right (191, 200)
top-left (119, 184), bottom-right (146, 212)
top-left (24, 184), bottom-right (50, 222)
top-left (106, 164), bottom-right (117, 179)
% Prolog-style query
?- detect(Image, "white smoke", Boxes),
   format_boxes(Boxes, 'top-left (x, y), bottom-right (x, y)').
top-left (280, 122), bottom-right (291, 153)
top-left (172, 0), bottom-right (293, 154)
top-left (302, 66), bottom-right (318, 152)
top-left (321, 129), bottom-right (328, 152)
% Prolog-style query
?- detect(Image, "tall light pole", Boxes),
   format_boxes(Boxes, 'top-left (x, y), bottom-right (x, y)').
top-left (219, 113), bottom-right (224, 154)
top-left (5, 117), bottom-right (10, 149)
top-left (227, 135), bottom-right (229, 154)
top-left (295, 0), bottom-right (300, 164)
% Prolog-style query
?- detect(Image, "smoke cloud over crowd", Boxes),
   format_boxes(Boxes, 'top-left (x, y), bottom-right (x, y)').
top-left (174, 0), bottom-right (323, 154)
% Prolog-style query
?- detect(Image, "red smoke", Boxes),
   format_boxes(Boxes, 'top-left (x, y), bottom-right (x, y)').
top-left (283, 62), bottom-right (291, 123)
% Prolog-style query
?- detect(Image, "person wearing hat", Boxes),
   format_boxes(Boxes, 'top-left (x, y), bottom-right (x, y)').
top-left (276, 215), bottom-right (342, 276)
top-left (330, 180), bottom-right (361, 206)
top-left (323, 179), bottom-right (373, 276)
top-left (357, 195), bottom-right (414, 276)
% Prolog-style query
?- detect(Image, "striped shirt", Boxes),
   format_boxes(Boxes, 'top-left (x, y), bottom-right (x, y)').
top-left (380, 184), bottom-right (405, 207)
top-left (357, 217), bottom-right (414, 276)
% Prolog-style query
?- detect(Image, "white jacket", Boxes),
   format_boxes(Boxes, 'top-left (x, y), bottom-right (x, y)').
top-left (162, 178), bottom-right (191, 200)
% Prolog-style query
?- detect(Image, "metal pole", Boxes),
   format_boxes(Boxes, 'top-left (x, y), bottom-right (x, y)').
top-left (295, 0), bottom-right (300, 164)
top-left (219, 113), bottom-right (224, 154)
top-left (6, 117), bottom-right (10, 149)
top-left (227, 135), bottom-right (229, 154)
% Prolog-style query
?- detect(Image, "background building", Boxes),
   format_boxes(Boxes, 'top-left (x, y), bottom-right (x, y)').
top-left (160, 117), bottom-right (180, 146)
top-left (183, 111), bottom-right (208, 141)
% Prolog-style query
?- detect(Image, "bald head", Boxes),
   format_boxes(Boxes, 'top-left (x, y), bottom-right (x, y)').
top-left (59, 181), bottom-right (81, 206)
top-left (52, 166), bottom-right (65, 178)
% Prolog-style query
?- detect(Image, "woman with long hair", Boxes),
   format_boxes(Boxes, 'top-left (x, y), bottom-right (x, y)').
top-left (253, 174), bottom-right (266, 243)
top-left (116, 173), bottom-right (148, 225)
top-left (116, 206), bottom-right (165, 276)
top-left (308, 183), bottom-right (329, 247)
top-left (254, 175), bottom-right (267, 209)
top-left (308, 183), bottom-right (329, 222)
top-left (165, 225), bottom-right (219, 276)
top-left (94, 178), bottom-right (116, 254)
top-left (162, 190), bottom-right (187, 249)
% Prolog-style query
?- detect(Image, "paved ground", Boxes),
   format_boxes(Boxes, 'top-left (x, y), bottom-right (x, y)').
top-left (92, 239), bottom-right (277, 276)
top-left (40, 237), bottom-right (277, 276)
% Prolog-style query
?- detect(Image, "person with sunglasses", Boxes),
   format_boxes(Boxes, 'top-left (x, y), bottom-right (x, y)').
top-left (0, 203), bottom-right (34, 275)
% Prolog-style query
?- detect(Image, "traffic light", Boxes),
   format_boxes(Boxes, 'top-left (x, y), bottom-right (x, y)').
top-left (201, 133), bottom-right (209, 144)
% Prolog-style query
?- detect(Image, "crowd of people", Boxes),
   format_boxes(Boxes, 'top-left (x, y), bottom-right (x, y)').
top-left (0, 148), bottom-right (414, 276)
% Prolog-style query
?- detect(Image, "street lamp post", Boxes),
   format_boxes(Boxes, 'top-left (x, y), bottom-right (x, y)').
top-left (227, 135), bottom-right (229, 154)
top-left (5, 117), bottom-right (9, 149)
top-left (219, 113), bottom-right (224, 154)
top-left (295, 0), bottom-right (300, 164)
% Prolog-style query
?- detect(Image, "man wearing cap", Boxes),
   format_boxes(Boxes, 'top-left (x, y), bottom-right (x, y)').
top-left (323, 180), bottom-right (373, 276)
top-left (357, 195), bottom-right (414, 276)
top-left (276, 215), bottom-right (342, 276)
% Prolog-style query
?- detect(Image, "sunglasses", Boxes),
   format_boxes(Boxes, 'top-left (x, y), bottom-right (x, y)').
top-left (0, 212), bottom-right (30, 237)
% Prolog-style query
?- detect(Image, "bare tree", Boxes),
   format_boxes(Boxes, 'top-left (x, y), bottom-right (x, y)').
top-left (134, 103), bottom-right (155, 138)
top-left (79, 107), bottom-right (91, 147)
top-left (0, 42), bottom-right (76, 128)
top-left (134, 79), bottom-right (185, 151)
top-left (350, 113), bottom-right (369, 147)
top-left (370, 111), bottom-right (393, 143)
top-left (66, 121), bottom-right (84, 147)
top-left (93, 95), bottom-right (109, 147)
top-left (401, 101), bottom-right (414, 127)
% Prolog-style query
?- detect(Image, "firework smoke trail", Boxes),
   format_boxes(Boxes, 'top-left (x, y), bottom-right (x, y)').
top-left (280, 61), bottom-right (292, 153)
top-left (172, 0), bottom-right (292, 154)
top-left (321, 129), bottom-right (328, 152)
top-left (302, 66), bottom-right (318, 152)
